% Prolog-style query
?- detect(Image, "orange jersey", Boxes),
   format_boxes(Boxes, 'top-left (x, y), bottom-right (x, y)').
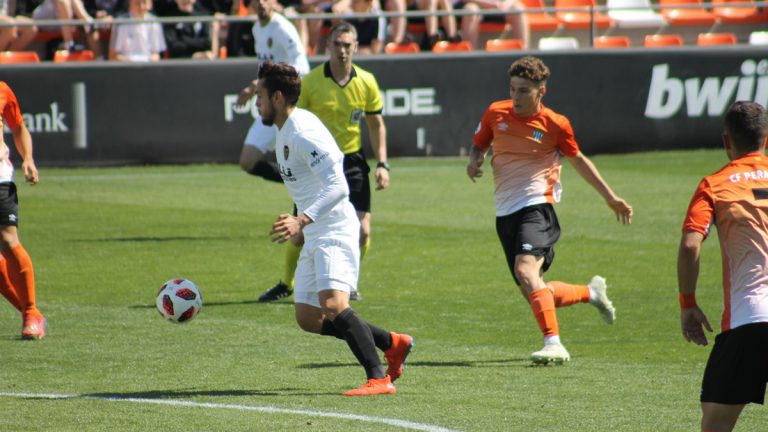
top-left (0, 82), bottom-right (22, 181)
top-left (474, 101), bottom-right (580, 216)
top-left (683, 153), bottom-right (768, 331)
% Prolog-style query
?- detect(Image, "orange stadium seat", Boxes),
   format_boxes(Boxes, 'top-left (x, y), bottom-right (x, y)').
top-left (53, 49), bottom-right (95, 62)
top-left (593, 35), bottom-right (631, 47)
top-left (711, 0), bottom-right (768, 24)
top-left (384, 42), bottom-right (420, 54)
top-left (519, 0), bottom-right (563, 31)
top-left (658, 0), bottom-right (718, 26)
top-left (643, 33), bottom-right (684, 46)
top-left (696, 32), bottom-right (738, 45)
top-left (432, 40), bottom-right (473, 52)
top-left (554, 0), bottom-right (614, 29)
top-left (485, 38), bottom-right (525, 51)
top-left (0, 51), bottom-right (40, 63)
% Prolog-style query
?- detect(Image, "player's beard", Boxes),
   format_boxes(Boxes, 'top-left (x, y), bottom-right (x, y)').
top-left (259, 103), bottom-right (275, 126)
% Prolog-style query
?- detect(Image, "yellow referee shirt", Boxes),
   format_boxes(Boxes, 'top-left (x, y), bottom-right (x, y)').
top-left (297, 62), bottom-right (383, 155)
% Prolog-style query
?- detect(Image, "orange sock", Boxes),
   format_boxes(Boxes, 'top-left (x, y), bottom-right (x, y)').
top-left (0, 258), bottom-right (21, 312)
top-left (2, 244), bottom-right (40, 319)
top-left (529, 289), bottom-right (559, 337)
top-left (549, 281), bottom-right (590, 308)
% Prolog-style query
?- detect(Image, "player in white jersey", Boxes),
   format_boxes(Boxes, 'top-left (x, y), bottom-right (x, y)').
top-left (256, 61), bottom-right (413, 396)
top-left (236, 0), bottom-right (310, 182)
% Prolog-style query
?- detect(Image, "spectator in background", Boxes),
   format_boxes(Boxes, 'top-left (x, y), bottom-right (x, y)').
top-left (161, 0), bottom-right (220, 59)
top-left (224, 0), bottom-right (254, 57)
top-left (460, 0), bottom-right (528, 49)
top-left (109, 0), bottom-right (166, 61)
top-left (32, 0), bottom-right (99, 51)
top-left (0, 0), bottom-right (37, 51)
top-left (335, 0), bottom-right (385, 54)
top-left (81, 0), bottom-right (126, 58)
top-left (410, 0), bottom-right (458, 48)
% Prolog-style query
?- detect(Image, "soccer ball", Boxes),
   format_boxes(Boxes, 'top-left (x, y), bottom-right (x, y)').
top-left (156, 278), bottom-right (203, 323)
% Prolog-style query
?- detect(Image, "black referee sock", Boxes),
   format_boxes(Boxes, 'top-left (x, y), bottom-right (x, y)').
top-left (321, 318), bottom-right (392, 352)
top-left (248, 160), bottom-right (283, 183)
top-left (332, 308), bottom-right (386, 380)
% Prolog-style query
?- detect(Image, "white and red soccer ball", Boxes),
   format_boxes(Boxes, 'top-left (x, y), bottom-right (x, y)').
top-left (156, 279), bottom-right (203, 323)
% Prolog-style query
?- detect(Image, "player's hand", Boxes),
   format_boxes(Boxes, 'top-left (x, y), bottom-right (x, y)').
top-left (22, 160), bottom-right (38, 185)
top-left (466, 160), bottom-right (483, 183)
top-left (236, 83), bottom-right (256, 108)
top-left (607, 198), bottom-right (632, 224)
top-left (680, 306), bottom-right (713, 346)
top-left (270, 214), bottom-right (302, 243)
top-left (375, 167), bottom-right (389, 190)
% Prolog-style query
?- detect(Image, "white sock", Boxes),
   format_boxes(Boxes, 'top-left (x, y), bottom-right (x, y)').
top-left (544, 335), bottom-right (561, 346)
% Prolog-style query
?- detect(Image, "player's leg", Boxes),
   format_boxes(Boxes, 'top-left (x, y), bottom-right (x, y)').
top-left (548, 276), bottom-right (616, 323)
top-left (357, 211), bottom-right (371, 259)
top-left (0, 258), bottom-right (21, 312)
top-left (345, 152), bottom-right (371, 300)
top-left (700, 403), bottom-right (744, 432)
top-left (259, 206), bottom-right (303, 302)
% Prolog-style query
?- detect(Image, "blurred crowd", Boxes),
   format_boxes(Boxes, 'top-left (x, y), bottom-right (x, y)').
top-left (0, 0), bottom-right (527, 60)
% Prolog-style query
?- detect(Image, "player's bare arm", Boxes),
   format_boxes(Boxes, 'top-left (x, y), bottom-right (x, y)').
top-left (365, 113), bottom-right (389, 190)
top-left (567, 152), bottom-right (632, 224)
top-left (270, 213), bottom-right (313, 243)
top-left (236, 80), bottom-right (259, 108)
top-left (466, 145), bottom-right (487, 182)
top-left (12, 124), bottom-right (38, 185)
top-left (677, 230), bottom-right (713, 346)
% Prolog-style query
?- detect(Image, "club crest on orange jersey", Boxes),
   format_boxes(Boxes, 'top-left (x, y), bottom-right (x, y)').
top-left (532, 130), bottom-right (544, 143)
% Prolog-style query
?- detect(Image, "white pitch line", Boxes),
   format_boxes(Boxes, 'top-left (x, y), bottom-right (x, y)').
top-left (0, 392), bottom-right (459, 432)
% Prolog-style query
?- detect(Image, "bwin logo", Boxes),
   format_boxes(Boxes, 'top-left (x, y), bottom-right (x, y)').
top-left (645, 60), bottom-right (768, 119)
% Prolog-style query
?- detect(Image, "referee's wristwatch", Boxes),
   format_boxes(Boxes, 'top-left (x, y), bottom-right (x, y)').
top-left (376, 162), bottom-right (390, 171)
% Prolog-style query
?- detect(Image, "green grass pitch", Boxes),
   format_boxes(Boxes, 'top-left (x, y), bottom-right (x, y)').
top-left (0, 149), bottom-right (763, 431)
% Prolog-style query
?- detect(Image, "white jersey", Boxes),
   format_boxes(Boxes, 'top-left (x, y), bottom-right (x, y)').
top-left (252, 13), bottom-right (310, 76)
top-left (276, 108), bottom-right (359, 241)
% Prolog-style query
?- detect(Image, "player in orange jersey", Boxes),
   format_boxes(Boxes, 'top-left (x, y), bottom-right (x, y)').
top-left (678, 101), bottom-right (768, 432)
top-left (467, 56), bottom-right (632, 364)
top-left (0, 81), bottom-right (45, 340)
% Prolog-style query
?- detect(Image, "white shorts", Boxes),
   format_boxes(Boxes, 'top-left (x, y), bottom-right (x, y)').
top-left (244, 117), bottom-right (277, 153)
top-left (294, 237), bottom-right (360, 308)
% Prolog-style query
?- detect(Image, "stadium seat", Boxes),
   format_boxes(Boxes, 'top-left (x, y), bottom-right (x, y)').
top-left (53, 49), bottom-right (95, 62)
top-left (658, 0), bottom-right (718, 26)
top-left (384, 42), bottom-right (420, 54)
top-left (696, 32), bottom-right (738, 45)
top-left (712, 0), bottom-right (768, 24)
top-left (606, 0), bottom-right (667, 28)
top-left (593, 35), bottom-right (631, 47)
top-left (485, 38), bottom-right (525, 51)
top-left (643, 33), bottom-right (684, 46)
top-left (0, 51), bottom-right (40, 63)
top-left (749, 31), bottom-right (768, 45)
top-left (519, 0), bottom-right (563, 31)
top-left (431, 40), bottom-right (473, 52)
top-left (538, 36), bottom-right (580, 50)
top-left (554, 0), bottom-right (614, 29)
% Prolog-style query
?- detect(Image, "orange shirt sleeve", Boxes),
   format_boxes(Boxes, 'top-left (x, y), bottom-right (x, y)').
top-left (682, 179), bottom-right (714, 238)
top-left (473, 106), bottom-right (494, 150)
top-left (1, 83), bottom-right (23, 129)
top-left (554, 115), bottom-right (579, 158)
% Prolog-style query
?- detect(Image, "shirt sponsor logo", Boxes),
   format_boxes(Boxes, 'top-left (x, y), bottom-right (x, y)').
top-left (645, 59), bottom-right (768, 119)
top-left (498, 122), bottom-right (508, 132)
top-left (310, 151), bottom-right (329, 168)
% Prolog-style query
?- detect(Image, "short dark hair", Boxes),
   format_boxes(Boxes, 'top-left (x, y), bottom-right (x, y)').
top-left (257, 61), bottom-right (301, 106)
top-left (724, 101), bottom-right (768, 152)
top-left (329, 21), bottom-right (358, 41)
top-left (508, 56), bottom-right (550, 84)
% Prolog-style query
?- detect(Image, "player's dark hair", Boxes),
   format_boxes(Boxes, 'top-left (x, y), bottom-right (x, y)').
top-left (258, 61), bottom-right (301, 106)
top-left (329, 21), bottom-right (358, 41)
top-left (724, 101), bottom-right (768, 152)
top-left (508, 56), bottom-right (550, 84)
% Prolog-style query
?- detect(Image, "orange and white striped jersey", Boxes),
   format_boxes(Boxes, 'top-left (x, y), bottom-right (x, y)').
top-left (0, 82), bottom-right (22, 183)
top-left (683, 152), bottom-right (768, 331)
top-left (474, 101), bottom-right (580, 216)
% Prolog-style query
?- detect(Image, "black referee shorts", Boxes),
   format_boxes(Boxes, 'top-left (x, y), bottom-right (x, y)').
top-left (343, 150), bottom-right (371, 214)
top-left (496, 203), bottom-right (561, 285)
top-left (701, 322), bottom-right (768, 405)
top-left (0, 182), bottom-right (19, 227)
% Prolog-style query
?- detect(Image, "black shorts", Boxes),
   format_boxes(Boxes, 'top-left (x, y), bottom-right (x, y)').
top-left (701, 322), bottom-right (768, 405)
top-left (343, 150), bottom-right (371, 213)
top-left (495, 203), bottom-right (560, 285)
top-left (0, 182), bottom-right (19, 227)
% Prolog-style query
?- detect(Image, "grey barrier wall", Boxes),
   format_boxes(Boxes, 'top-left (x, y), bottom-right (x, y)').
top-left (1, 47), bottom-right (766, 166)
